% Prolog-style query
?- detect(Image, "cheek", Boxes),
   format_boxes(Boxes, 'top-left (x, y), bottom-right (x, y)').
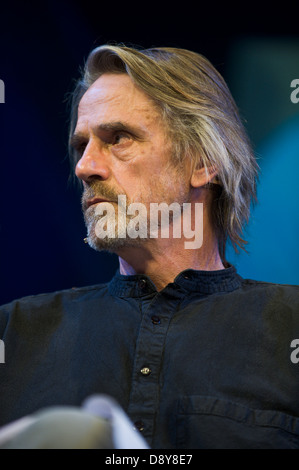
top-left (111, 164), bottom-right (147, 202)
top-left (112, 142), bottom-right (177, 201)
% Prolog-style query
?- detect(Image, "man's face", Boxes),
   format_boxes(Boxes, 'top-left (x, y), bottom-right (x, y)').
top-left (73, 73), bottom-right (191, 252)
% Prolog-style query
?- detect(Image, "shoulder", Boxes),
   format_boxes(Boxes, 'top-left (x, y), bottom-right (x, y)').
top-left (235, 277), bottom-right (299, 317)
top-left (0, 283), bottom-right (110, 337)
top-left (210, 274), bottom-right (299, 319)
top-left (240, 277), bottom-right (299, 298)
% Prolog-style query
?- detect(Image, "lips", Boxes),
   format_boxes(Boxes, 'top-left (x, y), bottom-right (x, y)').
top-left (86, 197), bottom-right (111, 209)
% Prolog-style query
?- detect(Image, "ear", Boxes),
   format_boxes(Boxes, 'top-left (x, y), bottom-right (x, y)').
top-left (190, 165), bottom-right (219, 188)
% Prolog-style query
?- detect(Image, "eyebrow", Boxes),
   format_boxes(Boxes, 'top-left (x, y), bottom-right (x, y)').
top-left (70, 121), bottom-right (146, 149)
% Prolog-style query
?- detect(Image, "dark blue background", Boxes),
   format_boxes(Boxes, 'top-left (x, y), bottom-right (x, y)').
top-left (0, 1), bottom-right (298, 305)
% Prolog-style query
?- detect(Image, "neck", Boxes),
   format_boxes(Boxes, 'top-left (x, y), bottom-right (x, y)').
top-left (116, 188), bottom-right (225, 291)
top-left (117, 226), bottom-right (224, 292)
top-left (118, 249), bottom-right (224, 291)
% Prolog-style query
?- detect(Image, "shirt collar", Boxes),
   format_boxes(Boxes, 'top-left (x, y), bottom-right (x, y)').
top-left (108, 265), bottom-right (242, 298)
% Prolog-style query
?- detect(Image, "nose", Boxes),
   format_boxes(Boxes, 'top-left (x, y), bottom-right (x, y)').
top-left (75, 141), bottom-right (111, 183)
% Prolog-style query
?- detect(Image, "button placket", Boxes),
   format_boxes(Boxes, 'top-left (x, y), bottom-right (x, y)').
top-left (127, 293), bottom-right (181, 444)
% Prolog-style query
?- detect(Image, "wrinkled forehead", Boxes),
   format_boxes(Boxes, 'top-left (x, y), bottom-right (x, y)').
top-left (78, 73), bottom-right (157, 116)
top-left (76, 73), bottom-right (164, 133)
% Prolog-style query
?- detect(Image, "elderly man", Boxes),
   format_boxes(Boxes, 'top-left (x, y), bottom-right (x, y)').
top-left (0, 45), bottom-right (299, 449)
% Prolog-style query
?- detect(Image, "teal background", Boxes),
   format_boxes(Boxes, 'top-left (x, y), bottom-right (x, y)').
top-left (226, 38), bottom-right (299, 285)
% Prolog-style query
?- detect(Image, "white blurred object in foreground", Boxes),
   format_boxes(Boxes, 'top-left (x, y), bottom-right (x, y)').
top-left (0, 394), bottom-right (149, 449)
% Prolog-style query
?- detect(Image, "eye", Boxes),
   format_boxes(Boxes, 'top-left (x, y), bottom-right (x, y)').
top-left (76, 142), bottom-right (87, 156)
top-left (113, 132), bottom-right (131, 145)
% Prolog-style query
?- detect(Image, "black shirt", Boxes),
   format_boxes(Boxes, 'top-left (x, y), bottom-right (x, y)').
top-left (1, 266), bottom-right (299, 449)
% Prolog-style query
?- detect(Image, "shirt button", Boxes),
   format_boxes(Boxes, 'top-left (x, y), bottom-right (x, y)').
top-left (134, 420), bottom-right (145, 432)
top-left (151, 315), bottom-right (161, 325)
top-left (138, 279), bottom-right (147, 289)
top-left (140, 366), bottom-right (152, 376)
top-left (183, 273), bottom-right (191, 280)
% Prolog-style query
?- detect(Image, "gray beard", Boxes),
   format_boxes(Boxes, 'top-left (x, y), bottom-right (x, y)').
top-left (81, 170), bottom-right (189, 254)
top-left (83, 205), bottom-right (150, 253)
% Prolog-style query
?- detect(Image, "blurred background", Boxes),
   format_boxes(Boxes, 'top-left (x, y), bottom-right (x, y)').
top-left (0, 0), bottom-right (298, 305)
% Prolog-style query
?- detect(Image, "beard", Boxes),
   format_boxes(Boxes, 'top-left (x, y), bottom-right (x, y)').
top-left (81, 175), bottom-right (190, 254)
top-left (82, 181), bottom-right (150, 253)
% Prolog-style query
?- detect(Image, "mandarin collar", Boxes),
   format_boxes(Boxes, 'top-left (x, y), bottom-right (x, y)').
top-left (108, 265), bottom-right (242, 298)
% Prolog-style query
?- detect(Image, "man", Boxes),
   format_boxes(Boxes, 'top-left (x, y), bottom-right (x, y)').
top-left (0, 44), bottom-right (299, 449)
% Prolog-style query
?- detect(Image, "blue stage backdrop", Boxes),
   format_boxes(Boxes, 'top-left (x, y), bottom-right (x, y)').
top-left (0, 2), bottom-right (298, 306)
top-left (226, 37), bottom-right (299, 285)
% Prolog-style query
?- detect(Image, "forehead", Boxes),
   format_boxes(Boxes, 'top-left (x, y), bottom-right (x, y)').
top-left (77, 73), bottom-right (159, 124)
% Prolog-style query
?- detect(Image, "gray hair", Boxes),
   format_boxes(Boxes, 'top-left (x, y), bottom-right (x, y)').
top-left (68, 44), bottom-right (259, 261)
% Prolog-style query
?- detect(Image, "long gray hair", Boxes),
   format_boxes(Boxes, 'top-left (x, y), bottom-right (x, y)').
top-left (68, 44), bottom-right (259, 262)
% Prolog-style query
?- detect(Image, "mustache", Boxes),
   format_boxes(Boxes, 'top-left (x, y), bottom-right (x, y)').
top-left (81, 181), bottom-right (126, 211)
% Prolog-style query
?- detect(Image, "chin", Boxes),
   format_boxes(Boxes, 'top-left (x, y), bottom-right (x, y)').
top-left (86, 230), bottom-right (145, 253)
